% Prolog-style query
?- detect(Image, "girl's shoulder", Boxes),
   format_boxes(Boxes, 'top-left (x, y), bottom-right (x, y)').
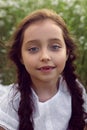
top-left (0, 84), bottom-right (11, 99)
top-left (0, 84), bottom-right (13, 97)
top-left (0, 84), bottom-right (20, 130)
top-left (0, 83), bottom-right (20, 103)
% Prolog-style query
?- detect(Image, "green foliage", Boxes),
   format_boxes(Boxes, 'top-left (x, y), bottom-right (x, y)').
top-left (0, 0), bottom-right (87, 89)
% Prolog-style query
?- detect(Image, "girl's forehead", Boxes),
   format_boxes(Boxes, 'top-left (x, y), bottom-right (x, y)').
top-left (22, 19), bottom-right (65, 46)
top-left (24, 19), bottom-right (63, 35)
top-left (25, 18), bottom-right (60, 29)
top-left (24, 19), bottom-right (63, 36)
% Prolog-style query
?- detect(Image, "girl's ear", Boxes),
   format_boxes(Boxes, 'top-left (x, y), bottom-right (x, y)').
top-left (66, 49), bottom-right (69, 61)
top-left (20, 58), bottom-right (24, 64)
top-left (18, 54), bottom-right (24, 64)
top-left (19, 55), bottom-right (24, 64)
top-left (66, 54), bottom-right (69, 61)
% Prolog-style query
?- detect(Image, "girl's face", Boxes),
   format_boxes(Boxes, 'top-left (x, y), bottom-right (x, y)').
top-left (21, 19), bottom-right (68, 84)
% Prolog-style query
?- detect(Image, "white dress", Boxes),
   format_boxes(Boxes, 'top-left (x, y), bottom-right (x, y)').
top-left (0, 78), bottom-right (87, 130)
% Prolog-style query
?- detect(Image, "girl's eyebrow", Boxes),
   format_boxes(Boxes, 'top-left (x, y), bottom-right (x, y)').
top-left (24, 38), bottom-right (63, 45)
top-left (48, 38), bottom-right (62, 42)
top-left (24, 40), bottom-right (40, 45)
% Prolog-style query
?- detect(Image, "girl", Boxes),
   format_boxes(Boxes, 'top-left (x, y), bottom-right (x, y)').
top-left (0, 9), bottom-right (87, 130)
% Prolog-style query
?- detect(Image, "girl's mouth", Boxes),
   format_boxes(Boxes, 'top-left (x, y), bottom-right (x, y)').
top-left (37, 66), bottom-right (56, 72)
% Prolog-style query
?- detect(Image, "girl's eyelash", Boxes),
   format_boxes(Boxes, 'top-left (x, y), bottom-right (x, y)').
top-left (52, 44), bottom-right (60, 47)
top-left (50, 44), bottom-right (61, 50)
top-left (27, 43), bottom-right (61, 53)
top-left (28, 47), bottom-right (39, 53)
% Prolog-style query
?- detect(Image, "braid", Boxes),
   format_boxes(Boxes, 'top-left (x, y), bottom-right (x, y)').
top-left (17, 67), bottom-right (34, 130)
top-left (63, 57), bottom-right (85, 130)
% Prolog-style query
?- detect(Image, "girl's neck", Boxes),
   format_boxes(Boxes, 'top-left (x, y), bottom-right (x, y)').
top-left (31, 79), bottom-right (59, 102)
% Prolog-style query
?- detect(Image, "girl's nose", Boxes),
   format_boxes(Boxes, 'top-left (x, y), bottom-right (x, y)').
top-left (40, 50), bottom-right (51, 62)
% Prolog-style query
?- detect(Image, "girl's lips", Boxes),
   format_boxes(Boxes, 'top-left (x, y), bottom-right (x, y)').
top-left (37, 66), bottom-right (56, 72)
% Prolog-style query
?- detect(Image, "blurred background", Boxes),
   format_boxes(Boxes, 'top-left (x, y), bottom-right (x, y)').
top-left (0, 0), bottom-right (87, 90)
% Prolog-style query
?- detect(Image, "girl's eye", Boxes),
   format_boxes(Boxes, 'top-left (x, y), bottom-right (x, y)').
top-left (50, 44), bottom-right (61, 51)
top-left (28, 47), bottom-right (39, 53)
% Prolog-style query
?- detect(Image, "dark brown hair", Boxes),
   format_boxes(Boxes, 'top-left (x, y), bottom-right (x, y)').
top-left (9, 9), bottom-right (87, 130)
